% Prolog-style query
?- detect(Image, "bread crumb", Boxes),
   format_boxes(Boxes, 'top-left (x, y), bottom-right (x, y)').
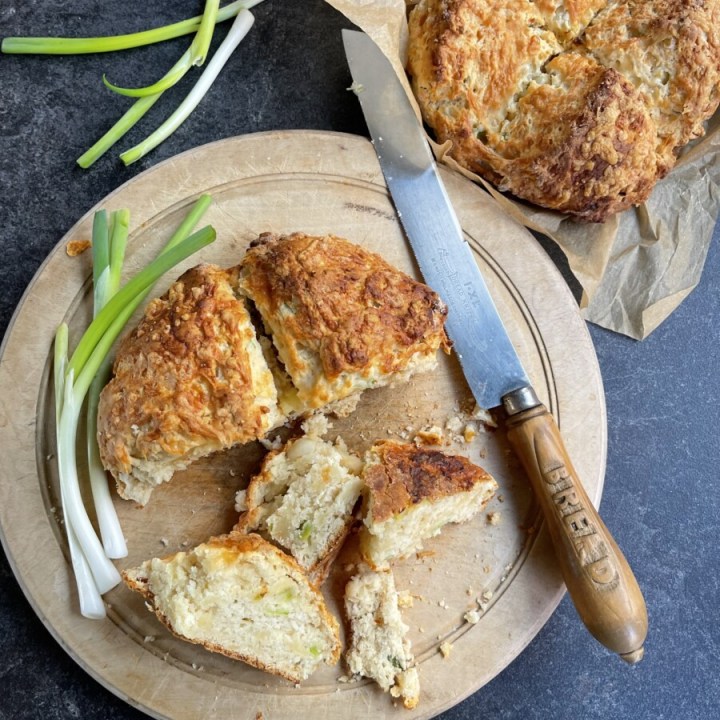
top-left (438, 599), bottom-right (448, 609)
top-left (143, 635), bottom-right (155, 643)
top-left (397, 590), bottom-right (414, 609)
top-left (497, 494), bottom-right (504, 503)
top-left (416, 550), bottom-right (436, 560)
top-left (255, 712), bottom-right (265, 720)
top-left (464, 610), bottom-right (480, 624)
top-left (159, 538), bottom-right (168, 547)
top-left (337, 675), bottom-right (350, 683)
top-left (462, 424), bottom-right (477, 443)
top-left (234, 489), bottom-right (248, 513)
top-left (413, 426), bottom-right (445, 446)
top-left (487, 511), bottom-right (501, 526)
top-left (301, 412), bottom-right (330, 438)
top-left (481, 590), bottom-right (494, 603)
top-left (439, 641), bottom-right (453, 658)
top-left (327, 393), bottom-right (361, 418)
top-left (66, 239), bottom-right (91, 256)
top-left (471, 403), bottom-right (496, 427)
top-left (260, 436), bottom-right (283, 451)
top-left (445, 415), bottom-right (464, 434)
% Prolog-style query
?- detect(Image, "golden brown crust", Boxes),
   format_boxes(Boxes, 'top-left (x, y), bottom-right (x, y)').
top-left (122, 532), bottom-right (341, 683)
top-left (237, 232), bottom-right (450, 406)
top-left (364, 440), bottom-right (495, 523)
top-left (407, 0), bottom-right (720, 222)
top-left (582, 0), bottom-right (720, 166)
top-left (97, 264), bottom-right (281, 502)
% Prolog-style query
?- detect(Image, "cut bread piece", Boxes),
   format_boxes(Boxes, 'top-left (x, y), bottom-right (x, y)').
top-left (237, 232), bottom-right (450, 410)
top-left (235, 429), bottom-right (364, 577)
top-left (359, 441), bottom-right (497, 568)
top-left (345, 567), bottom-right (420, 709)
top-left (97, 264), bottom-right (285, 506)
top-left (122, 532), bottom-right (341, 683)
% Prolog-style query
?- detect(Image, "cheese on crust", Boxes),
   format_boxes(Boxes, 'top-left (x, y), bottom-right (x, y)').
top-left (359, 441), bottom-right (497, 568)
top-left (97, 264), bottom-right (284, 506)
top-left (237, 232), bottom-right (450, 409)
top-left (407, 0), bottom-right (720, 222)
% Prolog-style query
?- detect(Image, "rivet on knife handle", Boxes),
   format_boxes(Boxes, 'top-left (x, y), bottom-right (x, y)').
top-left (504, 387), bottom-right (648, 663)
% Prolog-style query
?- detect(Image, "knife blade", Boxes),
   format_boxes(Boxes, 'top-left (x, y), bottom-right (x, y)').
top-left (343, 29), bottom-right (647, 663)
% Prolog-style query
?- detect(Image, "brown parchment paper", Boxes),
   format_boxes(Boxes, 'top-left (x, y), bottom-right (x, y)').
top-left (327, 0), bottom-right (720, 339)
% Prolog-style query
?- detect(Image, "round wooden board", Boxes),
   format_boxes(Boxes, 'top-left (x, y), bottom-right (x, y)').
top-left (0, 131), bottom-right (606, 720)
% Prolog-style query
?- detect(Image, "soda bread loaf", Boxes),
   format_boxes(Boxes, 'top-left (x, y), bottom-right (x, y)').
top-left (97, 264), bottom-right (284, 506)
top-left (359, 440), bottom-right (497, 568)
top-left (98, 233), bottom-right (449, 505)
top-left (235, 432), bottom-right (364, 578)
top-left (122, 532), bottom-right (341, 683)
top-left (344, 567), bottom-right (420, 709)
top-left (407, 0), bottom-right (720, 222)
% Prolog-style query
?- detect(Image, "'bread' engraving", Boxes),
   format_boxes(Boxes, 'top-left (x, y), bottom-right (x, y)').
top-left (543, 464), bottom-right (619, 590)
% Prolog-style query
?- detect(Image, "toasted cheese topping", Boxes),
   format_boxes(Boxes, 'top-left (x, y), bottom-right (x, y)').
top-left (360, 441), bottom-right (497, 567)
top-left (97, 264), bottom-right (283, 505)
top-left (237, 232), bottom-right (450, 408)
top-left (407, 0), bottom-right (720, 221)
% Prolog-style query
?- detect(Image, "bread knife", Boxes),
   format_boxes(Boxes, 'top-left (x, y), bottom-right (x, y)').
top-left (342, 29), bottom-right (648, 663)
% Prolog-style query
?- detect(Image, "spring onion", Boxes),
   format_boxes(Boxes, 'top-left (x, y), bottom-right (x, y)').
top-left (102, 0), bottom-right (219, 98)
top-left (121, 9), bottom-right (255, 166)
top-left (3, 2), bottom-right (263, 167)
top-left (76, 93), bottom-right (162, 169)
top-left (55, 324), bottom-right (106, 620)
top-left (55, 199), bottom-right (215, 617)
top-left (1, 1), bottom-right (262, 55)
top-left (87, 209), bottom-right (129, 559)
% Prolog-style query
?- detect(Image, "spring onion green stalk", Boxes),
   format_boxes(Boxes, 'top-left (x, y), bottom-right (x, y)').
top-left (121, 10), bottom-right (254, 166)
top-left (87, 209), bottom-right (129, 560)
top-left (76, 93), bottom-right (162, 168)
top-left (84, 196), bottom-right (211, 523)
top-left (68, 226), bottom-right (214, 383)
top-left (102, 0), bottom-right (220, 98)
top-left (55, 220), bottom-right (216, 615)
top-left (1, 1), bottom-right (262, 55)
top-left (55, 325), bottom-right (106, 619)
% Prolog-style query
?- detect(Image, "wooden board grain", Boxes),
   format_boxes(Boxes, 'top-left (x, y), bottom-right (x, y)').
top-left (0, 131), bottom-right (606, 720)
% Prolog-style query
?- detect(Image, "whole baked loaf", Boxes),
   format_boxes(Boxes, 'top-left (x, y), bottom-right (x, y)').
top-left (407, 0), bottom-right (720, 222)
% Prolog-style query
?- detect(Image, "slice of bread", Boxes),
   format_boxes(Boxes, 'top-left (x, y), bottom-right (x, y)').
top-left (344, 567), bottom-right (420, 709)
top-left (359, 441), bottom-right (497, 568)
top-left (122, 532), bottom-right (341, 683)
top-left (237, 232), bottom-right (450, 410)
top-left (235, 429), bottom-right (364, 578)
top-left (97, 264), bottom-right (284, 506)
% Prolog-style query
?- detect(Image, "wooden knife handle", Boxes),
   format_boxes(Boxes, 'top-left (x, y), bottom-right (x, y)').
top-left (505, 402), bottom-right (648, 663)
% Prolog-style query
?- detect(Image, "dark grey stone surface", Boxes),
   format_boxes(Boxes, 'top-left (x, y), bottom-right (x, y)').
top-left (1, 1), bottom-right (718, 719)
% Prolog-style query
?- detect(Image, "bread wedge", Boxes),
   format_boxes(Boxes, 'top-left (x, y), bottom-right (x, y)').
top-left (359, 441), bottom-right (497, 568)
top-left (97, 264), bottom-right (284, 506)
top-left (122, 532), bottom-right (341, 683)
top-left (345, 567), bottom-right (420, 709)
top-left (237, 232), bottom-right (450, 409)
top-left (235, 429), bottom-right (364, 579)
